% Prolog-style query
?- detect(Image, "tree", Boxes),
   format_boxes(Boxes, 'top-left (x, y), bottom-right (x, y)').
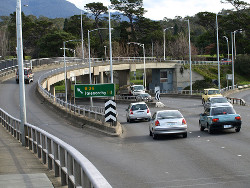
top-left (111, 0), bottom-right (146, 40)
top-left (37, 31), bottom-right (76, 57)
top-left (221, 0), bottom-right (250, 10)
top-left (85, 2), bottom-right (108, 44)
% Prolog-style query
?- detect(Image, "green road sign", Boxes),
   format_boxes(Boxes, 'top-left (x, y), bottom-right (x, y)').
top-left (75, 84), bottom-right (115, 98)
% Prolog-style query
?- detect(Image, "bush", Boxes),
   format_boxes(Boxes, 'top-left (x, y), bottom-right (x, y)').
top-left (235, 54), bottom-right (250, 77)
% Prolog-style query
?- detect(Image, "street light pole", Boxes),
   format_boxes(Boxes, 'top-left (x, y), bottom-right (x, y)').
top-left (88, 28), bottom-right (108, 106)
top-left (223, 36), bottom-right (229, 60)
top-left (127, 42), bottom-right (146, 89)
top-left (87, 30), bottom-right (93, 106)
top-left (108, 6), bottom-right (113, 83)
top-left (16, 0), bottom-right (26, 146)
top-left (81, 10), bottom-right (85, 62)
top-left (233, 29), bottom-right (242, 60)
top-left (104, 46), bottom-right (107, 59)
top-left (63, 41), bottom-right (68, 103)
top-left (63, 39), bottom-right (81, 103)
top-left (187, 19), bottom-right (192, 95)
top-left (231, 32), bottom-right (234, 89)
top-left (216, 13), bottom-right (221, 90)
top-left (163, 27), bottom-right (173, 61)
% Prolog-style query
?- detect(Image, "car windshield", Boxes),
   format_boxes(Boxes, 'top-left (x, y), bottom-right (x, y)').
top-left (133, 86), bottom-right (144, 91)
top-left (24, 69), bottom-right (28, 75)
top-left (210, 98), bottom-right (228, 103)
top-left (157, 111), bottom-right (183, 119)
top-left (208, 90), bottom-right (220, 95)
top-left (140, 94), bottom-right (150, 97)
top-left (211, 107), bottom-right (236, 115)
top-left (16, 69), bottom-right (29, 75)
top-left (131, 104), bottom-right (147, 111)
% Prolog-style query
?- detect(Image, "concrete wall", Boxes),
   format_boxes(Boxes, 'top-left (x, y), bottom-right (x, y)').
top-left (175, 64), bottom-right (204, 90)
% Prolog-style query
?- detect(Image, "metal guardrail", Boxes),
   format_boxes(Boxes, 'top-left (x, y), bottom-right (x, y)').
top-left (227, 97), bottom-right (246, 106)
top-left (0, 108), bottom-right (112, 188)
top-left (37, 67), bottom-right (106, 123)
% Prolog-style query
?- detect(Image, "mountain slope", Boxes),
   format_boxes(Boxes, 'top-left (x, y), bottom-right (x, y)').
top-left (0, 0), bottom-right (81, 18)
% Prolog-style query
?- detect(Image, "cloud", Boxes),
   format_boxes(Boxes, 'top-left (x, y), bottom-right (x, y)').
top-left (144, 0), bottom-right (234, 20)
top-left (66, 0), bottom-right (236, 20)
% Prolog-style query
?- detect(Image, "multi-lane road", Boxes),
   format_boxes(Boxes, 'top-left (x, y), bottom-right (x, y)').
top-left (1, 69), bottom-right (250, 188)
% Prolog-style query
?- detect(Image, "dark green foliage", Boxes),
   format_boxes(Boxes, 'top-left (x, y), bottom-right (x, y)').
top-left (37, 31), bottom-right (76, 57)
top-left (235, 54), bottom-right (250, 77)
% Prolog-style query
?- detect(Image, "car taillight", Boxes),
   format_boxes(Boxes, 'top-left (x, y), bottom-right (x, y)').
top-left (182, 119), bottom-right (187, 125)
top-left (147, 108), bottom-right (150, 113)
top-left (130, 109), bottom-right (133, 115)
top-left (155, 120), bottom-right (160, 126)
top-left (212, 118), bottom-right (219, 122)
top-left (235, 116), bottom-right (241, 120)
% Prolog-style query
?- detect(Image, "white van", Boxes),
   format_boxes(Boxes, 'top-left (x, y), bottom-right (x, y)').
top-left (16, 68), bottom-right (34, 84)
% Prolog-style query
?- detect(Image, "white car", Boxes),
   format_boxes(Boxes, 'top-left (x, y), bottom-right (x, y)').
top-left (126, 102), bottom-right (151, 123)
top-left (130, 85), bottom-right (145, 96)
top-left (16, 68), bottom-right (34, 84)
top-left (149, 110), bottom-right (187, 139)
top-left (204, 97), bottom-right (232, 109)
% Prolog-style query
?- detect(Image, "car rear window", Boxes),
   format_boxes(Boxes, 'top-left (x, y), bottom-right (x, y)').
top-left (131, 104), bottom-right (147, 111)
top-left (211, 107), bottom-right (236, 115)
top-left (208, 90), bottom-right (220, 95)
top-left (157, 111), bottom-right (183, 119)
top-left (210, 98), bottom-right (228, 103)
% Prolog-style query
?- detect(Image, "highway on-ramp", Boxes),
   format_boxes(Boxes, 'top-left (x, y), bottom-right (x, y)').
top-left (1, 69), bottom-right (250, 188)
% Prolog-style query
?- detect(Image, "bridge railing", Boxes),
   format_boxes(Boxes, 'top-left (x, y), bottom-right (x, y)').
top-left (0, 107), bottom-right (112, 188)
top-left (37, 66), bottom-right (106, 123)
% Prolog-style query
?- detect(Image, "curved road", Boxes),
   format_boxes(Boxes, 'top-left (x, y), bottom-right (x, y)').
top-left (1, 70), bottom-right (250, 188)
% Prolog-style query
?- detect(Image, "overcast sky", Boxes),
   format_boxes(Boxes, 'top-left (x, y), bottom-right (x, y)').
top-left (65, 0), bottom-right (248, 20)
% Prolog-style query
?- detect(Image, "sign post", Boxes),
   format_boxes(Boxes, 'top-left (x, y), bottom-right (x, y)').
top-left (75, 83), bottom-right (115, 98)
top-left (155, 86), bottom-right (160, 101)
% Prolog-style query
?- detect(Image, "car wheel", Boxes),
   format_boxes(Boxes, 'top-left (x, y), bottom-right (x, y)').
top-left (208, 125), bottom-right (213, 134)
top-left (128, 118), bottom-right (133, 123)
top-left (126, 117), bottom-right (129, 123)
top-left (152, 132), bottom-right (158, 140)
top-left (183, 132), bottom-right (187, 138)
top-left (235, 127), bottom-right (241, 132)
top-left (199, 121), bottom-right (205, 131)
top-left (147, 118), bottom-right (151, 122)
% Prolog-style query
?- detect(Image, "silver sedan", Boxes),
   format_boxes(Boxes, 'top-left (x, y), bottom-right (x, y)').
top-left (149, 110), bottom-right (187, 139)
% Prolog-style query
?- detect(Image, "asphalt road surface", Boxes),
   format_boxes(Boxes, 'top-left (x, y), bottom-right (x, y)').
top-left (1, 70), bottom-right (250, 188)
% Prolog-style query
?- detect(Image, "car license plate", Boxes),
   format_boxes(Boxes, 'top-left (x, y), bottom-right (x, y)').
top-left (168, 122), bottom-right (176, 126)
top-left (224, 125), bottom-right (232, 128)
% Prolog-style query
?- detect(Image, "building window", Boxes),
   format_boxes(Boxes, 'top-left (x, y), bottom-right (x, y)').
top-left (160, 70), bottom-right (168, 83)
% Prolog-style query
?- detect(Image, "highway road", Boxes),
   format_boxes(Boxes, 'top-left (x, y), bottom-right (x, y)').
top-left (1, 69), bottom-right (250, 188)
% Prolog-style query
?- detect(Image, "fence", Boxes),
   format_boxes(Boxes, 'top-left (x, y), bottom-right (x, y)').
top-left (0, 108), bottom-right (112, 188)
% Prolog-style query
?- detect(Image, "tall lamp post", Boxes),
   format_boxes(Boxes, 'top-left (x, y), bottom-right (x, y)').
top-left (186, 19), bottom-right (192, 95)
top-left (63, 39), bottom-right (80, 103)
top-left (81, 10), bottom-right (85, 62)
top-left (108, 3), bottom-right (137, 83)
top-left (223, 36), bottom-right (229, 60)
top-left (88, 28), bottom-right (108, 106)
top-left (231, 29), bottom-right (243, 89)
top-left (233, 29), bottom-right (242, 60)
top-left (16, 0), bottom-right (26, 145)
top-left (108, 5), bottom-right (113, 84)
top-left (163, 27), bottom-right (173, 61)
top-left (216, 13), bottom-right (221, 90)
top-left (231, 32), bottom-right (235, 89)
top-left (127, 42), bottom-right (146, 89)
